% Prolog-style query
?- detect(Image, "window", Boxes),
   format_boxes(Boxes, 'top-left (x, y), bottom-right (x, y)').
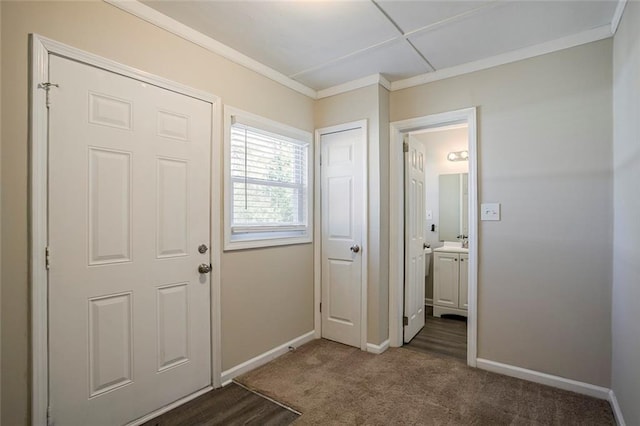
top-left (224, 107), bottom-right (312, 250)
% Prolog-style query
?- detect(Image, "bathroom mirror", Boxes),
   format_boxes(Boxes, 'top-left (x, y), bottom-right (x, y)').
top-left (439, 173), bottom-right (468, 242)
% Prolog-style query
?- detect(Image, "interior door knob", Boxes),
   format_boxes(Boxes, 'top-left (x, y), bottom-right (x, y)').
top-left (198, 263), bottom-right (212, 274)
top-left (350, 244), bottom-right (360, 253)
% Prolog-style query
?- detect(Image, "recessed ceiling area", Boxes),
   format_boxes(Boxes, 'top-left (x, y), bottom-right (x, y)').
top-left (138, 0), bottom-right (619, 93)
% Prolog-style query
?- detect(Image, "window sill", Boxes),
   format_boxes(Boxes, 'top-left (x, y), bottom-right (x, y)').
top-left (224, 233), bottom-right (312, 251)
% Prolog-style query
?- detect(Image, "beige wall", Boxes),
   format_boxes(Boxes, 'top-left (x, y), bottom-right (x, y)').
top-left (414, 127), bottom-right (469, 248)
top-left (0, 1), bottom-right (314, 424)
top-left (392, 39), bottom-right (613, 387)
top-left (315, 84), bottom-right (390, 345)
top-left (612, 3), bottom-right (640, 424)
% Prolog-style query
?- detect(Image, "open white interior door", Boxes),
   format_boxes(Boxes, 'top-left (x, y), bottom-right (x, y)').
top-left (403, 134), bottom-right (426, 343)
top-left (48, 54), bottom-right (212, 425)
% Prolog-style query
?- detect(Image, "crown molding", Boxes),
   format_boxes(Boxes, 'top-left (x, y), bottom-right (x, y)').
top-left (316, 74), bottom-right (390, 99)
top-left (391, 24), bottom-right (613, 92)
top-left (104, 1), bottom-right (617, 100)
top-left (103, 0), bottom-right (317, 99)
top-left (611, 0), bottom-right (628, 35)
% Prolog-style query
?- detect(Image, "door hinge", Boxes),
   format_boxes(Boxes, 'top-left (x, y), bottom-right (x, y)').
top-left (45, 246), bottom-right (51, 270)
top-left (319, 154), bottom-right (322, 166)
top-left (47, 405), bottom-right (54, 426)
top-left (319, 302), bottom-right (322, 313)
top-left (403, 316), bottom-right (408, 326)
top-left (38, 82), bottom-right (59, 108)
top-left (403, 141), bottom-right (409, 153)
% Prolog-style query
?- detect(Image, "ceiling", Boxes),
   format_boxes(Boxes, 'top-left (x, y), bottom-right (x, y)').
top-left (137, 0), bottom-right (620, 93)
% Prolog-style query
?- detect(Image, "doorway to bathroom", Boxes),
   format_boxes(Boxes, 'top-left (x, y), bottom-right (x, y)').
top-left (402, 124), bottom-right (470, 361)
top-left (388, 108), bottom-right (478, 367)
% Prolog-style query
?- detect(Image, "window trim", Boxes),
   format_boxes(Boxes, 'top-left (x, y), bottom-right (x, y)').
top-left (224, 106), bottom-right (313, 250)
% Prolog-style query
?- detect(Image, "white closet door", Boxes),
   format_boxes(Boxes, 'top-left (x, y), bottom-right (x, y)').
top-left (48, 54), bottom-right (212, 425)
top-left (320, 127), bottom-right (365, 348)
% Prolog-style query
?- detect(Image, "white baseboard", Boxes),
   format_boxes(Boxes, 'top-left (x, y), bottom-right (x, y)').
top-left (424, 298), bottom-right (433, 306)
top-left (221, 331), bottom-right (315, 383)
top-left (476, 358), bottom-right (610, 400)
top-left (608, 389), bottom-right (627, 426)
top-left (366, 339), bottom-right (390, 354)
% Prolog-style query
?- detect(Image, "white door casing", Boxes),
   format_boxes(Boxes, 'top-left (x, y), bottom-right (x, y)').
top-left (319, 126), bottom-right (366, 349)
top-left (48, 54), bottom-right (212, 425)
top-left (459, 253), bottom-right (469, 309)
top-left (403, 135), bottom-right (426, 343)
top-left (388, 108), bottom-right (478, 367)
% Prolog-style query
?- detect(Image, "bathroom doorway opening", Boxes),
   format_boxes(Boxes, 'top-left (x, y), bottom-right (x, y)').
top-left (402, 124), bottom-right (470, 361)
top-left (388, 108), bottom-right (478, 367)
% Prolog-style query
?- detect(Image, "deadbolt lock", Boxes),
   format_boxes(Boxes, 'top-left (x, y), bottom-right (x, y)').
top-left (198, 244), bottom-right (208, 254)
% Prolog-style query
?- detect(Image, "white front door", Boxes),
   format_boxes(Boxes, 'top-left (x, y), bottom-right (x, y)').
top-left (320, 127), bottom-right (365, 349)
top-left (404, 135), bottom-right (426, 343)
top-left (48, 55), bottom-right (212, 425)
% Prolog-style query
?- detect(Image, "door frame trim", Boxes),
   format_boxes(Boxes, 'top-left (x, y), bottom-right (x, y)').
top-left (314, 120), bottom-right (368, 351)
top-left (388, 108), bottom-right (478, 367)
top-left (29, 34), bottom-right (222, 426)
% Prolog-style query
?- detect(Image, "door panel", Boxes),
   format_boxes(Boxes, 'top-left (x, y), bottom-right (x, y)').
top-left (320, 127), bottom-right (364, 348)
top-left (49, 55), bottom-right (212, 425)
top-left (404, 136), bottom-right (426, 343)
top-left (433, 253), bottom-right (459, 307)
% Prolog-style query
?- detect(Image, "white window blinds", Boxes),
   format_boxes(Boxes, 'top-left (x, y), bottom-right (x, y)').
top-left (230, 120), bottom-right (309, 235)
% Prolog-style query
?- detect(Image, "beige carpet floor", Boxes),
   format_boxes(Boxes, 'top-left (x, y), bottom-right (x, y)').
top-left (236, 339), bottom-right (614, 425)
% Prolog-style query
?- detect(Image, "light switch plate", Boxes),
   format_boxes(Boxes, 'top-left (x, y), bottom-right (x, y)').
top-left (426, 210), bottom-right (433, 220)
top-left (481, 203), bottom-right (501, 221)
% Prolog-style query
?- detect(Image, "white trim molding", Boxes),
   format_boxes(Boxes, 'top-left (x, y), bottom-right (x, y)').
top-left (314, 120), bottom-right (369, 352)
top-left (608, 390), bottom-right (627, 426)
top-left (221, 331), bottom-right (316, 384)
top-left (29, 33), bottom-right (223, 425)
top-left (388, 108), bottom-right (478, 369)
top-left (366, 340), bottom-right (390, 355)
top-left (390, 25), bottom-right (612, 92)
top-left (476, 358), bottom-right (611, 400)
top-left (104, 0), bottom-right (316, 98)
top-left (316, 74), bottom-right (390, 99)
top-left (611, 0), bottom-right (628, 35)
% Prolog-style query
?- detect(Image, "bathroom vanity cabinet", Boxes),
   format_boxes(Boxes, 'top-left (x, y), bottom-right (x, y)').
top-left (433, 250), bottom-right (468, 317)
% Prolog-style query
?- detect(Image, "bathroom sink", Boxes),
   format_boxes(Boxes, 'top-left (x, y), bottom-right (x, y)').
top-left (434, 242), bottom-right (469, 253)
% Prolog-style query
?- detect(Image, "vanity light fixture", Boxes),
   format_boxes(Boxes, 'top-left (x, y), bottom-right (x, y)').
top-left (447, 150), bottom-right (469, 162)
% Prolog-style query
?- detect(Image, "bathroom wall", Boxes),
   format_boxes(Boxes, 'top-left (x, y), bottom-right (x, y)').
top-left (413, 127), bottom-right (468, 302)
top-left (391, 39), bottom-right (613, 387)
top-left (0, 2), bottom-right (315, 424)
top-left (612, 2), bottom-right (640, 424)
top-left (414, 127), bottom-right (469, 248)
